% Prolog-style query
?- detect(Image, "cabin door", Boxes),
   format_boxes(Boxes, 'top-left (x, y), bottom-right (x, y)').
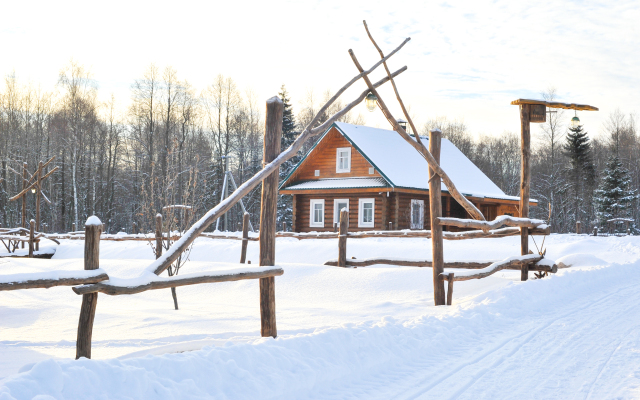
top-left (410, 199), bottom-right (424, 230)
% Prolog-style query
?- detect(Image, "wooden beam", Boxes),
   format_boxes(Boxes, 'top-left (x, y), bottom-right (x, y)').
top-left (348, 49), bottom-right (485, 222)
top-left (76, 219), bottom-right (101, 359)
top-left (259, 96), bottom-right (282, 338)
top-left (437, 215), bottom-right (544, 232)
top-left (442, 255), bottom-right (544, 282)
top-left (73, 268), bottom-right (284, 296)
top-left (429, 129), bottom-right (445, 306)
top-left (240, 212), bottom-right (249, 263)
top-left (510, 99), bottom-right (598, 111)
top-left (519, 104), bottom-right (531, 281)
top-left (0, 272), bottom-right (108, 291)
top-left (338, 209), bottom-right (349, 267)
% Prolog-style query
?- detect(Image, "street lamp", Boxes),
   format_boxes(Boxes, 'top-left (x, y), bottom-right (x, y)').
top-left (30, 187), bottom-right (36, 194)
top-left (365, 92), bottom-right (378, 112)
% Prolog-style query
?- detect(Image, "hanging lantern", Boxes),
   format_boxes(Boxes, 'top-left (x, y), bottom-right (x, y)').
top-left (570, 116), bottom-right (580, 128)
top-left (31, 187), bottom-right (36, 194)
top-left (571, 110), bottom-right (581, 128)
top-left (365, 92), bottom-right (378, 112)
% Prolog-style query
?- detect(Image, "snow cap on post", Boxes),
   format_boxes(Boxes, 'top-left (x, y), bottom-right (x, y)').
top-left (430, 128), bottom-right (442, 134)
top-left (85, 215), bottom-right (102, 226)
top-left (267, 96), bottom-right (283, 105)
top-left (156, 213), bottom-right (162, 218)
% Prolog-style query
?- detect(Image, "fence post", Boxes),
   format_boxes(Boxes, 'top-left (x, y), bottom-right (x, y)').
top-left (446, 273), bottom-right (454, 306)
top-left (338, 209), bottom-right (349, 268)
top-left (258, 96), bottom-right (282, 338)
top-left (72, 223), bottom-right (76, 233)
top-left (429, 129), bottom-right (446, 306)
top-left (155, 214), bottom-right (163, 259)
top-left (76, 216), bottom-right (101, 359)
top-left (28, 219), bottom-right (35, 258)
top-left (240, 212), bottom-right (249, 263)
top-left (594, 226), bottom-right (598, 236)
top-left (132, 222), bottom-right (137, 235)
top-left (389, 221), bottom-right (393, 231)
top-left (576, 221), bottom-right (581, 235)
top-left (626, 221), bottom-right (630, 235)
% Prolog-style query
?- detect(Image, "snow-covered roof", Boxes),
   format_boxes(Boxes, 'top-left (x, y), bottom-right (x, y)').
top-left (282, 122), bottom-right (524, 202)
top-left (285, 177), bottom-right (388, 190)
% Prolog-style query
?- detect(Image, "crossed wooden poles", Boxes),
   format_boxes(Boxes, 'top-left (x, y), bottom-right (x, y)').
top-left (8, 157), bottom-right (59, 248)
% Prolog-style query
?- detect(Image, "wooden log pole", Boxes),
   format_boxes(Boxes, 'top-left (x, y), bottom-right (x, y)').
top-left (72, 223), bottom-right (76, 233)
top-left (35, 161), bottom-right (42, 251)
top-left (21, 162), bottom-right (27, 249)
top-left (338, 209), bottom-right (349, 268)
top-left (446, 273), bottom-right (454, 306)
top-left (519, 104), bottom-right (531, 281)
top-left (258, 96), bottom-right (282, 338)
top-left (429, 129), bottom-right (446, 305)
top-left (576, 221), bottom-right (581, 235)
top-left (155, 214), bottom-right (163, 259)
top-left (240, 212), bottom-right (249, 263)
top-left (132, 222), bottom-right (137, 234)
top-left (28, 219), bottom-right (35, 258)
top-left (594, 226), bottom-right (598, 236)
top-left (76, 216), bottom-right (101, 359)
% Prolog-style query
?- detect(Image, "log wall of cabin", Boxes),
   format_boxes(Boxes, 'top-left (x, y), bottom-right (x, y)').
top-left (290, 191), bottom-right (522, 232)
top-left (288, 127), bottom-right (382, 182)
top-left (293, 192), bottom-right (387, 232)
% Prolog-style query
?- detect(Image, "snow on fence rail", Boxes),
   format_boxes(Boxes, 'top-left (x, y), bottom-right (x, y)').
top-left (0, 269), bottom-right (108, 291)
top-left (441, 255), bottom-right (557, 305)
top-left (327, 209), bottom-right (559, 305)
top-left (0, 215), bottom-right (285, 360)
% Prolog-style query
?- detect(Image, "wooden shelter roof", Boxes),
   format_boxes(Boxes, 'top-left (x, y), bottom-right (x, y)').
top-left (511, 99), bottom-right (598, 111)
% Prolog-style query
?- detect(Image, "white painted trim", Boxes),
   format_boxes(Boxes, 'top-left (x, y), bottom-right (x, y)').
top-left (358, 198), bottom-right (375, 228)
top-left (336, 147), bottom-right (351, 173)
top-left (333, 199), bottom-right (350, 225)
top-left (309, 199), bottom-right (325, 227)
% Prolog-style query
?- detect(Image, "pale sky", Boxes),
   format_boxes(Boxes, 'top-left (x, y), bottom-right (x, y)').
top-left (2, 0), bottom-right (638, 139)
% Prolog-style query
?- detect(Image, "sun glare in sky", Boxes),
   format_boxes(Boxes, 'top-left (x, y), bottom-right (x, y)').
top-left (2, 0), bottom-right (638, 138)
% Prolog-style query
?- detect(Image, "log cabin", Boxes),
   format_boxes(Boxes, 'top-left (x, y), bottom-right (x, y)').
top-left (279, 122), bottom-right (537, 232)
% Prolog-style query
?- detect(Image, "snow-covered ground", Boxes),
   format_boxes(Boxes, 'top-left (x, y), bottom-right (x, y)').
top-left (1, 234), bottom-right (640, 399)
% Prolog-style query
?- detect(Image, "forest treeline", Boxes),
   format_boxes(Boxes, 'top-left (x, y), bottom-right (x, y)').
top-left (0, 63), bottom-right (636, 234)
top-left (0, 62), bottom-right (361, 233)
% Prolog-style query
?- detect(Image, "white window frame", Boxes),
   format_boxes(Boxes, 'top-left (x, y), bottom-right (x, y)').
top-left (309, 199), bottom-right (325, 228)
top-left (410, 199), bottom-right (425, 230)
top-left (358, 198), bottom-right (375, 228)
top-left (336, 147), bottom-right (351, 173)
top-left (333, 199), bottom-right (350, 225)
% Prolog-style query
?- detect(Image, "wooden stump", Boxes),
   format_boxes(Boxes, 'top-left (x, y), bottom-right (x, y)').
top-left (76, 217), bottom-right (101, 359)
top-left (240, 212), bottom-right (249, 264)
top-left (446, 273), bottom-right (454, 306)
top-left (258, 96), bottom-right (282, 338)
top-left (338, 209), bottom-right (349, 268)
top-left (28, 219), bottom-right (35, 258)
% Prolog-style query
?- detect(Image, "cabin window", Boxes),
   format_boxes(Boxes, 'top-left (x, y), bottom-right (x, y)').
top-left (310, 199), bottom-right (325, 227)
top-left (358, 198), bottom-right (375, 228)
top-left (411, 199), bottom-right (424, 229)
top-left (333, 199), bottom-right (349, 225)
top-left (336, 147), bottom-right (351, 173)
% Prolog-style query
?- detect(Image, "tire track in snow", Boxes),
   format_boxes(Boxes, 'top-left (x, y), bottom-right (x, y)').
top-left (324, 278), bottom-right (640, 400)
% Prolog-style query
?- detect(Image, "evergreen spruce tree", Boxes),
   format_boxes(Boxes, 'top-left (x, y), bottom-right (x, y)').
top-left (276, 85), bottom-right (300, 229)
top-left (563, 124), bottom-right (595, 226)
top-left (594, 155), bottom-right (637, 226)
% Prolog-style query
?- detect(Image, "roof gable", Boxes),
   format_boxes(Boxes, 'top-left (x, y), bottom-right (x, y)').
top-left (333, 122), bottom-right (515, 201)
